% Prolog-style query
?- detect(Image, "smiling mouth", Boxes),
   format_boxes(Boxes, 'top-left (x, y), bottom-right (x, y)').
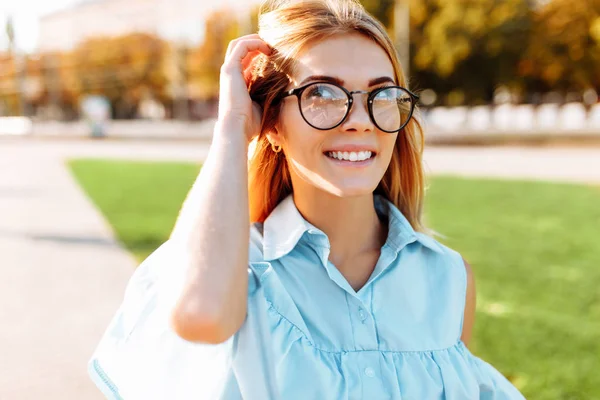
top-left (324, 150), bottom-right (376, 162)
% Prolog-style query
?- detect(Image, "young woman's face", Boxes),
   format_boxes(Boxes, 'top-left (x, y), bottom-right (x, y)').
top-left (274, 33), bottom-right (399, 197)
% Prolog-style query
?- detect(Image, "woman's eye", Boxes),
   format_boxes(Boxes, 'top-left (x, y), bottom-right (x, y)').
top-left (308, 85), bottom-right (335, 99)
top-left (375, 89), bottom-right (394, 100)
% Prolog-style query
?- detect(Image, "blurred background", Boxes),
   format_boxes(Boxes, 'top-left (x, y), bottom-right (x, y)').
top-left (0, 0), bottom-right (599, 399)
top-left (1, 0), bottom-right (600, 140)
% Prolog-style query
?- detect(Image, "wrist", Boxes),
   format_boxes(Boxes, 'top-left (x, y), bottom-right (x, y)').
top-left (213, 117), bottom-right (251, 148)
top-left (216, 114), bottom-right (247, 132)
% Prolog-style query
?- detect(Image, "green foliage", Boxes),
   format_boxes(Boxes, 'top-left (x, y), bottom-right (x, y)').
top-left (70, 33), bottom-right (171, 113)
top-left (360, 0), bottom-right (396, 28)
top-left (522, 0), bottom-right (600, 91)
top-left (12, 0), bottom-right (600, 111)
top-left (409, 0), bottom-right (533, 103)
top-left (187, 9), bottom-right (242, 99)
top-left (69, 159), bottom-right (600, 398)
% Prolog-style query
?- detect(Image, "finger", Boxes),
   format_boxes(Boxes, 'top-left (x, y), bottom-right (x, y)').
top-left (241, 49), bottom-right (263, 72)
top-left (225, 34), bottom-right (263, 58)
top-left (226, 39), bottom-right (272, 69)
top-left (242, 56), bottom-right (258, 84)
top-left (243, 59), bottom-right (260, 85)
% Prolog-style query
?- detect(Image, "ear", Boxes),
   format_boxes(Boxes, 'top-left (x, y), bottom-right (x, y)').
top-left (266, 125), bottom-right (284, 147)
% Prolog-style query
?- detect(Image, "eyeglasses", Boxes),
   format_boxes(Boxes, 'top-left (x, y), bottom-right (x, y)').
top-left (280, 81), bottom-right (419, 133)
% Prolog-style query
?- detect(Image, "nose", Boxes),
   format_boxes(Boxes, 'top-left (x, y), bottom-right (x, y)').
top-left (341, 91), bottom-right (374, 133)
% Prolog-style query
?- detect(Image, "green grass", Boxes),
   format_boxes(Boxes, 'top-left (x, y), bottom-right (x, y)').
top-left (69, 159), bottom-right (600, 399)
top-left (426, 177), bottom-right (600, 399)
top-left (68, 159), bottom-right (201, 260)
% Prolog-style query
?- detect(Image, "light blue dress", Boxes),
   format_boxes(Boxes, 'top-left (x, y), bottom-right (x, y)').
top-left (89, 194), bottom-right (526, 399)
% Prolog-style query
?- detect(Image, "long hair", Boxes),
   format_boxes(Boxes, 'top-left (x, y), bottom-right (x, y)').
top-left (247, 0), bottom-right (430, 234)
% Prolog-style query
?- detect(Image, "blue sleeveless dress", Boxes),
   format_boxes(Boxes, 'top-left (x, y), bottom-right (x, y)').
top-left (89, 194), bottom-right (525, 399)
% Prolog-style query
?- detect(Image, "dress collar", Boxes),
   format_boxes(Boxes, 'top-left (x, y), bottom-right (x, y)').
top-left (262, 194), bottom-right (444, 261)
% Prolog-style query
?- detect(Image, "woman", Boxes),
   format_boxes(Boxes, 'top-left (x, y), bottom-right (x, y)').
top-left (89, 0), bottom-right (526, 398)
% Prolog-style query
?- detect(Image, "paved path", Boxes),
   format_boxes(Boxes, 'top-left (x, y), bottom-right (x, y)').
top-left (423, 146), bottom-right (600, 185)
top-left (0, 140), bottom-right (135, 399)
top-left (0, 137), bottom-right (598, 399)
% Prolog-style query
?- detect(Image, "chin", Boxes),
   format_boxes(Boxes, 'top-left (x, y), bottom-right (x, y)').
top-left (322, 182), bottom-right (379, 198)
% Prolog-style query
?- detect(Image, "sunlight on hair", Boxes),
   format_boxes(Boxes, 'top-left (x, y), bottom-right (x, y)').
top-left (248, 136), bottom-right (259, 160)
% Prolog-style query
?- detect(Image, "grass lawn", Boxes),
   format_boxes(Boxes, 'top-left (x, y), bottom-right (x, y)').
top-left (68, 158), bottom-right (600, 399)
top-left (68, 159), bottom-right (201, 261)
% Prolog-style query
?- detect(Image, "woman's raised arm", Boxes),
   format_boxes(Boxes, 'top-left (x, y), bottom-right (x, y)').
top-left (169, 35), bottom-right (271, 344)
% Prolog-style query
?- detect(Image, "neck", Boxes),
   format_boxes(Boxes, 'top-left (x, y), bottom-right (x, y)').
top-left (292, 188), bottom-right (387, 265)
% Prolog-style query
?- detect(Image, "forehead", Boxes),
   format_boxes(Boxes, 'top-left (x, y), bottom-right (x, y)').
top-left (292, 33), bottom-right (396, 87)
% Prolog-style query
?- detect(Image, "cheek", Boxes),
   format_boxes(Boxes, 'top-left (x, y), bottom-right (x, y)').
top-left (279, 100), bottom-right (304, 131)
top-left (279, 103), bottom-right (323, 157)
top-left (378, 134), bottom-right (398, 163)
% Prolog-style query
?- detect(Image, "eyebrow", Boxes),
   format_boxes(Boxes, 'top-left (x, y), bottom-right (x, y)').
top-left (298, 75), bottom-right (396, 87)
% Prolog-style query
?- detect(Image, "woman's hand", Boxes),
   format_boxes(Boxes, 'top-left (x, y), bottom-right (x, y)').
top-left (218, 34), bottom-right (272, 143)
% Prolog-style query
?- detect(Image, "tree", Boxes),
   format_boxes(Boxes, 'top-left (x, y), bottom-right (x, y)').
top-left (409, 0), bottom-right (533, 104)
top-left (521, 0), bottom-right (600, 92)
top-left (0, 52), bottom-right (18, 115)
top-left (68, 33), bottom-right (170, 118)
top-left (187, 9), bottom-right (241, 100)
top-left (361, 0), bottom-right (396, 28)
top-left (0, 16), bottom-right (20, 115)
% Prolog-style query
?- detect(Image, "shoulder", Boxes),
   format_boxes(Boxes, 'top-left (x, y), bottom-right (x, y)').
top-left (416, 235), bottom-right (477, 339)
top-left (420, 235), bottom-right (476, 306)
top-left (413, 233), bottom-right (472, 285)
top-left (414, 232), bottom-right (463, 262)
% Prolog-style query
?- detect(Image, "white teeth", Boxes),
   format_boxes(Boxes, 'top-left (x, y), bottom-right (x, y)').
top-left (327, 151), bottom-right (373, 161)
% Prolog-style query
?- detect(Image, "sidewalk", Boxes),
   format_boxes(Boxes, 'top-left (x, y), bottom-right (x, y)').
top-left (423, 146), bottom-right (600, 184)
top-left (0, 142), bottom-right (135, 399)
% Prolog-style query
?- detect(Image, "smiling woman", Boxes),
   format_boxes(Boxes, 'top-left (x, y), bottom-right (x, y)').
top-left (88, 0), bottom-right (526, 399)
top-left (246, 11), bottom-right (428, 222)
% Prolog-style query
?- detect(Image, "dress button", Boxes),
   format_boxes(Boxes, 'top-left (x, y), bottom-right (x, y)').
top-left (364, 367), bottom-right (376, 378)
top-left (358, 308), bottom-right (367, 321)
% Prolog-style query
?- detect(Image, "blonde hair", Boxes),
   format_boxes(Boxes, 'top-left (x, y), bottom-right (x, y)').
top-left (247, 0), bottom-right (430, 234)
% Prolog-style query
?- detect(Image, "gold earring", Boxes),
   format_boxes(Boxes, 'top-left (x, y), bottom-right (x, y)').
top-left (271, 142), bottom-right (282, 153)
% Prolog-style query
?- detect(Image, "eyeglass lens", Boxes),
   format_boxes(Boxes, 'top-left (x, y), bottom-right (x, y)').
top-left (299, 83), bottom-right (413, 132)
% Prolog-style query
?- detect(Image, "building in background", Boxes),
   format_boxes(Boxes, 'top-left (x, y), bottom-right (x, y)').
top-left (38, 0), bottom-right (258, 52)
top-left (23, 0), bottom-right (262, 120)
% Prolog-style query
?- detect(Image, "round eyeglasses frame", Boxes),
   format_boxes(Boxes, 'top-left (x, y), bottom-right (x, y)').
top-left (280, 81), bottom-right (420, 133)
